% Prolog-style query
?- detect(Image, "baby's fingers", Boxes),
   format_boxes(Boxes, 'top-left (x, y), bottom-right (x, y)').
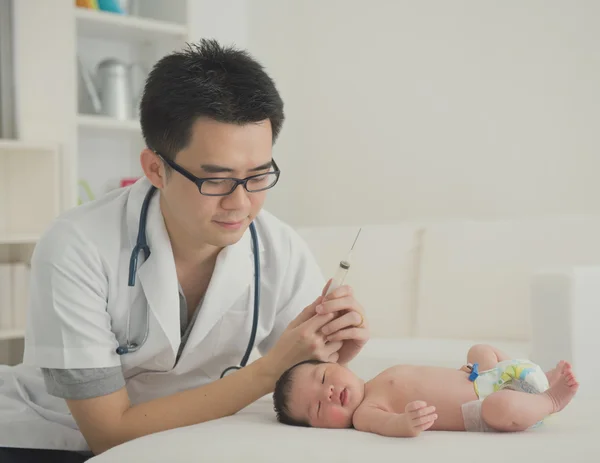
top-left (415, 416), bottom-right (437, 432)
top-left (411, 412), bottom-right (438, 429)
top-left (408, 404), bottom-right (436, 418)
top-left (405, 401), bottom-right (428, 412)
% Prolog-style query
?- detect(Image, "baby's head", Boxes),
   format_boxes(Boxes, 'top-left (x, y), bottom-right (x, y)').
top-left (273, 359), bottom-right (365, 429)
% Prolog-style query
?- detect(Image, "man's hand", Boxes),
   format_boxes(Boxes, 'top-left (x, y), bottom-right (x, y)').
top-left (315, 281), bottom-right (370, 365)
top-left (262, 294), bottom-right (344, 377)
top-left (403, 401), bottom-right (437, 436)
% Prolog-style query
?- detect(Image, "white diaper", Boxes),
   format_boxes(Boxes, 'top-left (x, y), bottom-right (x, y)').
top-left (473, 359), bottom-right (549, 400)
top-left (461, 359), bottom-right (550, 432)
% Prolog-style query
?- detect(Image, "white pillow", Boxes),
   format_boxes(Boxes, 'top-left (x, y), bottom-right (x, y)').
top-left (296, 225), bottom-right (423, 337)
top-left (415, 217), bottom-right (600, 340)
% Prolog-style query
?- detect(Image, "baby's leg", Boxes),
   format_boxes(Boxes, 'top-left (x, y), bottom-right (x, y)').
top-left (466, 344), bottom-right (510, 371)
top-left (480, 362), bottom-right (579, 432)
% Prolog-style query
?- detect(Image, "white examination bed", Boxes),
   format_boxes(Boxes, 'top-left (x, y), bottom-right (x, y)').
top-left (89, 338), bottom-right (600, 463)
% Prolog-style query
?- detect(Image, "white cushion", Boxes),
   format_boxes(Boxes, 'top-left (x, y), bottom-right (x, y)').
top-left (416, 217), bottom-right (600, 341)
top-left (297, 225), bottom-right (423, 337)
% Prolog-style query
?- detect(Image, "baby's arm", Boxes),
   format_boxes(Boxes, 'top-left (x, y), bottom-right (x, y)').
top-left (352, 401), bottom-right (437, 438)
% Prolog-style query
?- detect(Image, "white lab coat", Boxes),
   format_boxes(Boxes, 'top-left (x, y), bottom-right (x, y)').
top-left (0, 177), bottom-right (325, 451)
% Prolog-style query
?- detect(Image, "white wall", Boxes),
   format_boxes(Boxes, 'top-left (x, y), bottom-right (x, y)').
top-left (240, 0), bottom-right (600, 227)
top-left (188, 0), bottom-right (249, 49)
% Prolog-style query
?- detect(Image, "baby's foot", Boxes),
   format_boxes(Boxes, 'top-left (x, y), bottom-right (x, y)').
top-left (545, 360), bottom-right (566, 386)
top-left (544, 362), bottom-right (579, 413)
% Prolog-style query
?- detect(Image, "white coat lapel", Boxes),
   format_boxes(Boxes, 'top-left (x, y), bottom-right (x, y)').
top-left (184, 225), bottom-right (261, 352)
top-left (126, 180), bottom-right (181, 361)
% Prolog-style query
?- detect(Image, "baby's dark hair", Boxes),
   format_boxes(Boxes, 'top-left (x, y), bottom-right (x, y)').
top-left (273, 359), bottom-right (326, 427)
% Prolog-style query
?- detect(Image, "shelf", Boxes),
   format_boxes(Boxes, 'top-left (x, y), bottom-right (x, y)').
top-left (0, 234), bottom-right (40, 245)
top-left (75, 7), bottom-right (188, 43)
top-left (78, 114), bottom-right (141, 133)
top-left (0, 329), bottom-right (25, 342)
top-left (0, 142), bottom-right (60, 239)
top-left (0, 139), bottom-right (58, 153)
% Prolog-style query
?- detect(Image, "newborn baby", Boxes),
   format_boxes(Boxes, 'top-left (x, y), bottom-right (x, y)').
top-left (272, 344), bottom-right (578, 437)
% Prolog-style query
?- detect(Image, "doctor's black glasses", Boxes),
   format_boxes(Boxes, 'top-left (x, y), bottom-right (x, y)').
top-left (154, 151), bottom-right (281, 196)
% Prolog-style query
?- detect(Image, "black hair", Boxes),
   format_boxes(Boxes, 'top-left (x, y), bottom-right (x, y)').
top-left (139, 38), bottom-right (285, 161)
top-left (273, 359), bottom-right (326, 427)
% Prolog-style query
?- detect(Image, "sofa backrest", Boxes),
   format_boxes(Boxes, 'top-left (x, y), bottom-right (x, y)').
top-left (296, 224), bottom-right (424, 338)
top-left (296, 216), bottom-right (600, 342)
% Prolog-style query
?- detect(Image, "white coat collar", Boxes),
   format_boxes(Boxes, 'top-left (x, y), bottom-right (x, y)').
top-left (126, 178), bottom-right (180, 362)
top-left (125, 177), bottom-right (265, 363)
top-left (181, 209), bottom-right (265, 356)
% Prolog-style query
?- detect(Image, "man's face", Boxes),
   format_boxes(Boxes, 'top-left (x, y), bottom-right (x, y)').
top-left (160, 117), bottom-right (275, 249)
top-left (287, 363), bottom-right (365, 429)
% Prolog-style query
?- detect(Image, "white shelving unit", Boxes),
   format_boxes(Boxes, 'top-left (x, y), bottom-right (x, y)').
top-left (0, 234), bottom-right (41, 245)
top-left (77, 114), bottom-right (141, 133)
top-left (75, 7), bottom-right (188, 42)
top-left (0, 138), bottom-right (59, 154)
top-left (0, 139), bottom-right (60, 240)
top-left (0, 139), bottom-right (58, 361)
top-left (2, 0), bottom-right (192, 356)
top-left (12, 0), bottom-right (192, 211)
top-left (0, 329), bottom-right (26, 342)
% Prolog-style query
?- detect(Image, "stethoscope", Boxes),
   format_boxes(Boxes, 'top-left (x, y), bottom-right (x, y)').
top-left (116, 185), bottom-right (260, 379)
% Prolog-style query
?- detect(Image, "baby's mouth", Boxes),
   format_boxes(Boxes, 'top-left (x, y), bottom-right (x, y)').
top-left (340, 388), bottom-right (348, 406)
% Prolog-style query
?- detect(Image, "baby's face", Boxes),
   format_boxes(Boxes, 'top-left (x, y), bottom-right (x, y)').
top-left (287, 362), bottom-right (365, 429)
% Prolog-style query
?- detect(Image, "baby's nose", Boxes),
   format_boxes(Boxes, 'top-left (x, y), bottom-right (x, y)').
top-left (326, 385), bottom-right (334, 401)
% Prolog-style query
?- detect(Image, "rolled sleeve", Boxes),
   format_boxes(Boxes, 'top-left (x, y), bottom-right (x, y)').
top-left (42, 367), bottom-right (126, 400)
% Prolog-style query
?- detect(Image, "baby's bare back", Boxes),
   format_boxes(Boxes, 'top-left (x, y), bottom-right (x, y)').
top-left (361, 365), bottom-right (479, 431)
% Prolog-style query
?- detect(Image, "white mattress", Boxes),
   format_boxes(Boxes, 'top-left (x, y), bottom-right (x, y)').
top-left (90, 339), bottom-right (600, 463)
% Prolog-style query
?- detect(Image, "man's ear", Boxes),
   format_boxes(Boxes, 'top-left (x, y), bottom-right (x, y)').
top-left (140, 149), bottom-right (167, 189)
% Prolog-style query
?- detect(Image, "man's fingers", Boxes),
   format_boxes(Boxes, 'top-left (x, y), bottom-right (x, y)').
top-left (326, 351), bottom-right (339, 363)
top-left (323, 284), bottom-right (352, 301)
top-left (321, 311), bottom-right (364, 336)
top-left (323, 340), bottom-right (343, 357)
top-left (321, 279), bottom-right (332, 297)
top-left (316, 296), bottom-right (361, 316)
top-left (325, 327), bottom-right (369, 343)
top-left (301, 312), bottom-right (335, 333)
top-left (289, 296), bottom-right (324, 328)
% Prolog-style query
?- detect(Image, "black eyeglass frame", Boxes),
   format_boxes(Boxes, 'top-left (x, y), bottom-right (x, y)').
top-left (154, 151), bottom-right (281, 196)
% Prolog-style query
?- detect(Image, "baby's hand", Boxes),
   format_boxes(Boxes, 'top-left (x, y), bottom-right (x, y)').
top-left (404, 401), bottom-right (437, 436)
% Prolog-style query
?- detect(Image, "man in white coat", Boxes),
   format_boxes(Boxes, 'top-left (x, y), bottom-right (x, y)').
top-left (0, 39), bottom-right (370, 462)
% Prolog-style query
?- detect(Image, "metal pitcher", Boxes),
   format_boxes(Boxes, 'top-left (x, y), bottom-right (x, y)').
top-left (78, 57), bottom-right (142, 120)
